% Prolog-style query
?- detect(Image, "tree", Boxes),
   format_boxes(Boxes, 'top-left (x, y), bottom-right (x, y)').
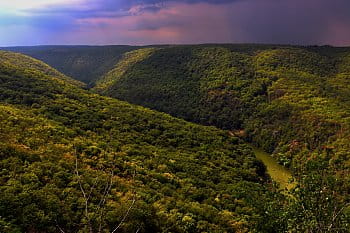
top-left (285, 154), bottom-right (350, 233)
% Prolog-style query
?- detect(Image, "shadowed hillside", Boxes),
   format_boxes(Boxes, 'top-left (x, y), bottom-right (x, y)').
top-left (93, 45), bottom-right (350, 169)
top-left (0, 50), bottom-right (85, 87)
top-left (2, 45), bottom-right (142, 84)
top-left (0, 50), bottom-right (282, 233)
top-left (92, 46), bottom-right (350, 232)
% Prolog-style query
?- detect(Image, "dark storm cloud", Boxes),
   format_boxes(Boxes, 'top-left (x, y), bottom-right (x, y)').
top-left (0, 0), bottom-right (350, 46)
top-left (226, 0), bottom-right (350, 45)
top-left (24, 0), bottom-right (242, 18)
top-left (125, 0), bottom-right (350, 46)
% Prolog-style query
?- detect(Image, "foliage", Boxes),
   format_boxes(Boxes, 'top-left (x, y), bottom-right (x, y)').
top-left (0, 50), bottom-right (277, 232)
top-left (92, 45), bottom-right (350, 232)
top-left (2, 45), bottom-right (350, 232)
top-left (93, 45), bottom-right (350, 169)
top-left (0, 50), bottom-right (84, 87)
top-left (285, 153), bottom-right (350, 232)
top-left (2, 46), bottom-right (142, 84)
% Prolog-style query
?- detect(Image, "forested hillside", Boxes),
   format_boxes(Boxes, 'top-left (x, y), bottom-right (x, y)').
top-left (0, 50), bottom-right (281, 232)
top-left (0, 50), bottom-right (84, 87)
top-left (92, 45), bottom-right (350, 232)
top-left (1, 47), bottom-right (349, 232)
top-left (94, 45), bottom-right (350, 169)
top-left (2, 46), bottom-right (141, 84)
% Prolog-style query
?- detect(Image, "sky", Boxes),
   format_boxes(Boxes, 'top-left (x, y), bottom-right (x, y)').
top-left (0, 0), bottom-right (350, 46)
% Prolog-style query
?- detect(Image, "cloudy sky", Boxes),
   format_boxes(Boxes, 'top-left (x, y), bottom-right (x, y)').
top-left (0, 0), bottom-right (350, 46)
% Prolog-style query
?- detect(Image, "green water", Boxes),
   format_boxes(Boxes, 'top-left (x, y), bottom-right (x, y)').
top-left (252, 146), bottom-right (294, 190)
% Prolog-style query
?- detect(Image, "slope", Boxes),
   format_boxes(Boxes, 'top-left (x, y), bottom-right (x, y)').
top-left (93, 45), bottom-right (350, 169)
top-left (0, 50), bottom-right (84, 87)
top-left (0, 50), bottom-right (276, 232)
top-left (2, 45), bottom-right (141, 84)
top-left (93, 46), bottom-right (350, 230)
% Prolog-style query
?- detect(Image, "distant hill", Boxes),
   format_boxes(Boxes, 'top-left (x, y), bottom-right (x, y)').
top-left (2, 45), bottom-right (141, 84)
top-left (0, 50), bottom-right (276, 232)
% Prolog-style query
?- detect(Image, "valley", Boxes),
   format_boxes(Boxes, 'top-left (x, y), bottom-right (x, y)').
top-left (0, 45), bottom-right (349, 232)
top-left (1, 0), bottom-right (350, 232)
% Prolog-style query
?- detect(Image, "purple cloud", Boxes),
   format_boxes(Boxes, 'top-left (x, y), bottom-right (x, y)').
top-left (0, 0), bottom-right (349, 46)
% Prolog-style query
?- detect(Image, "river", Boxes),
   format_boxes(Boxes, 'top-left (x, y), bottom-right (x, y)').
top-left (252, 146), bottom-right (294, 190)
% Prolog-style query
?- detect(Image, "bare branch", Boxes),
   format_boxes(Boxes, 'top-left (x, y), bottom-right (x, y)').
top-left (87, 176), bottom-right (99, 202)
top-left (135, 227), bottom-right (141, 233)
top-left (98, 170), bottom-right (115, 233)
top-left (327, 202), bottom-right (350, 231)
top-left (111, 170), bottom-right (137, 233)
top-left (75, 157), bottom-right (93, 233)
top-left (55, 220), bottom-right (65, 233)
top-left (75, 157), bottom-right (87, 200)
top-left (111, 196), bottom-right (136, 233)
top-left (98, 170), bottom-right (114, 210)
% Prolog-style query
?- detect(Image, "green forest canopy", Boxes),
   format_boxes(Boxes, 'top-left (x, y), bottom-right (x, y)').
top-left (1, 46), bottom-right (349, 232)
top-left (92, 45), bottom-right (350, 172)
top-left (0, 50), bottom-right (274, 232)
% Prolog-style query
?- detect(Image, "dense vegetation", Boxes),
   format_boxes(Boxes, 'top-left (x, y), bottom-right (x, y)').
top-left (93, 45), bottom-right (350, 231)
top-left (1, 46), bottom-right (349, 232)
top-left (2, 46), bottom-right (141, 84)
top-left (93, 45), bottom-right (350, 169)
top-left (0, 50), bottom-right (281, 232)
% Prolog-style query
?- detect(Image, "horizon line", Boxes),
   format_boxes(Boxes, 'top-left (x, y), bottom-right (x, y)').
top-left (1, 43), bottom-right (349, 48)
